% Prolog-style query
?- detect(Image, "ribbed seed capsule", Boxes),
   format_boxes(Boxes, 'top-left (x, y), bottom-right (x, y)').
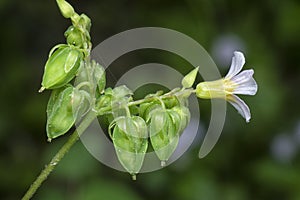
top-left (139, 102), bottom-right (160, 120)
top-left (109, 116), bottom-right (148, 179)
top-left (149, 108), bottom-right (181, 166)
top-left (171, 106), bottom-right (191, 133)
top-left (46, 86), bottom-right (84, 141)
top-left (40, 46), bottom-right (83, 91)
top-left (96, 94), bottom-right (111, 108)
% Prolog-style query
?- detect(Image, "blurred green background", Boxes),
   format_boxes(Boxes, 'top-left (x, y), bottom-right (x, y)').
top-left (1, 0), bottom-right (300, 199)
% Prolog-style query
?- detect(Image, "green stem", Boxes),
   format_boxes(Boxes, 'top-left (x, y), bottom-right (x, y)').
top-left (98, 87), bottom-right (195, 115)
top-left (22, 111), bottom-right (97, 200)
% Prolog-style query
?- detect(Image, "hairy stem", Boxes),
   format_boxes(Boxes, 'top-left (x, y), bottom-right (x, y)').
top-left (22, 110), bottom-right (97, 200)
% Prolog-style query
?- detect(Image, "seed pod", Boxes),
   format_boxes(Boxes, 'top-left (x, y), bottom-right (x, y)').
top-left (139, 101), bottom-right (161, 120)
top-left (40, 46), bottom-right (83, 91)
top-left (46, 86), bottom-right (84, 141)
top-left (96, 94), bottom-right (111, 108)
top-left (74, 65), bottom-right (89, 92)
top-left (149, 108), bottom-right (181, 166)
top-left (171, 106), bottom-right (191, 133)
top-left (163, 96), bottom-right (179, 109)
top-left (167, 109), bottom-right (182, 134)
top-left (70, 14), bottom-right (91, 46)
top-left (46, 87), bottom-right (65, 119)
top-left (109, 116), bottom-right (148, 179)
top-left (65, 26), bottom-right (85, 47)
top-left (93, 61), bottom-right (106, 94)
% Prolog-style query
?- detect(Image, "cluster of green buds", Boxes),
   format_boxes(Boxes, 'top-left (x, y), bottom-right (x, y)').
top-left (103, 87), bottom-right (192, 179)
top-left (101, 69), bottom-right (196, 179)
top-left (39, 0), bottom-right (105, 141)
top-left (39, 0), bottom-right (92, 92)
top-left (39, 0), bottom-right (258, 180)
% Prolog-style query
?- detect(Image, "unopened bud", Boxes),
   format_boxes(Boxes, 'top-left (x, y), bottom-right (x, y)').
top-left (181, 66), bottom-right (199, 88)
top-left (79, 14), bottom-right (92, 32)
top-left (56, 0), bottom-right (75, 18)
top-left (65, 26), bottom-right (85, 47)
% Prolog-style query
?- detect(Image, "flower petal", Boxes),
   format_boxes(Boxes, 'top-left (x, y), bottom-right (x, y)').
top-left (231, 69), bottom-right (253, 83)
top-left (231, 69), bottom-right (258, 95)
top-left (225, 51), bottom-right (245, 79)
top-left (227, 95), bottom-right (251, 122)
top-left (233, 77), bottom-right (258, 95)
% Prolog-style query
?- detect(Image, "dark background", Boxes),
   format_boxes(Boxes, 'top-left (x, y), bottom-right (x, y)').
top-left (1, 0), bottom-right (300, 199)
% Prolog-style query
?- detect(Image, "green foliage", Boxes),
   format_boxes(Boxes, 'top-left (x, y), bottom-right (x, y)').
top-left (2, 0), bottom-right (299, 199)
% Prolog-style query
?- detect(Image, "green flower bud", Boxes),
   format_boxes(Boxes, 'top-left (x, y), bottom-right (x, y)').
top-left (95, 94), bottom-right (112, 114)
top-left (181, 66), bottom-right (199, 88)
top-left (40, 46), bottom-right (83, 91)
top-left (56, 0), bottom-right (75, 18)
top-left (46, 86), bottom-right (85, 141)
top-left (65, 26), bottom-right (85, 47)
top-left (109, 116), bottom-right (148, 179)
top-left (149, 108), bottom-right (181, 166)
top-left (79, 14), bottom-right (92, 32)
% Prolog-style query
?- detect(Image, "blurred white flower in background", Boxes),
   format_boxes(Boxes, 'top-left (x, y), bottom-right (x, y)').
top-left (211, 34), bottom-right (246, 68)
top-left (271, 121), bottom-right (300, 164)
top-left (271, 133), bottom-right (298, 164)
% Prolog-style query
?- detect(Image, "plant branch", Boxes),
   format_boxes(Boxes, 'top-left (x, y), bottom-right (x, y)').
top-left (98, 87), bottom-right (195, 115)
top-left (22, 110), bottom-right (97, 200)
top-left (22, 87), bottom-right (194, 199)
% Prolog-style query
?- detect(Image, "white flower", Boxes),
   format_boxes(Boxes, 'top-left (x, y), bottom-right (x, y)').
top-left (196, 51), bottom-right (258, 122)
